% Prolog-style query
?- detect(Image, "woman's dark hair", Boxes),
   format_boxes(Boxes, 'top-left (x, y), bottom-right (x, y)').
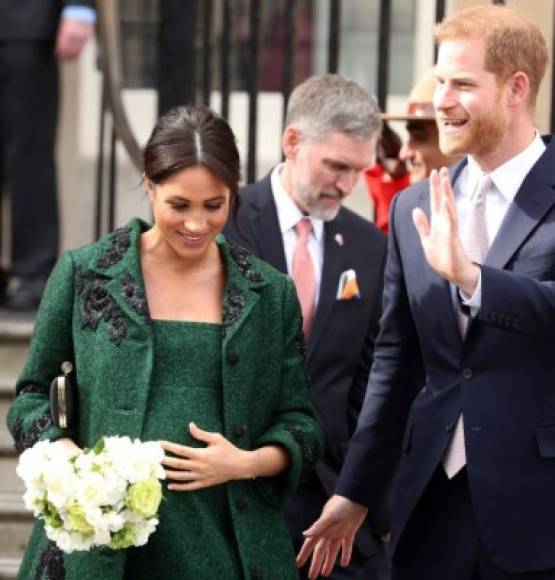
top-left (144, 105), bottom-right (241, 218)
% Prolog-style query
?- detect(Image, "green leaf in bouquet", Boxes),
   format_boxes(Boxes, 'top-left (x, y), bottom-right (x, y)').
top-left (43, 500), bottom-right (63, 529)
top-left (92, 438), bottom-right (106, 455)
top-left (109, 524), bottom-right (137, 550)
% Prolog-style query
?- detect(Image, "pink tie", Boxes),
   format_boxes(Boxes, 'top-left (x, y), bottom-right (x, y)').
top-left (443, 173), bottom-right (491, 479)
top-left (292, 218), bottom-right (316, 337)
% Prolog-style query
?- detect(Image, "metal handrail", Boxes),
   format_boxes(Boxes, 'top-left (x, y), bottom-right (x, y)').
top-left (96, 0), bottom-right (143, 171)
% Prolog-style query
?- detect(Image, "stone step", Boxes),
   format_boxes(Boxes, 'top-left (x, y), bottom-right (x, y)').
top-left (0, 396), bottom-right (15, 453)
top-left (0, 557), bottom-right (21, 580)
top-left (0, 343), bottom-right (28, 389)
top-left (0, 318), bottom-right (34, 343)
top-left (0, 522), bottom-right (30, 563)
top-left (0, 494), bottom-right (32, 569)
top-left (0, 457), bottom-right (23, 498)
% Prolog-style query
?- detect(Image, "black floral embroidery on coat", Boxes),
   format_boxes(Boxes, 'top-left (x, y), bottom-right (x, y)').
top-left (284, 423), bottom-right (318, 484)
top-left (34, 540), bottom-right (65, 580)
top-left (18, 382), bottom-right (48, 396)
top-left (121, 271), bottom-right (150, 321)
top-left (222, 285), bottom-right (246, 336)
top-left (12, 414), bottom-right (52, 455)
top-left (96, 226), bottom-right (131, 270)
top-left (228, 244), bottom-right (263, 283)
top-left (76, 268), bottom-right (128, 345)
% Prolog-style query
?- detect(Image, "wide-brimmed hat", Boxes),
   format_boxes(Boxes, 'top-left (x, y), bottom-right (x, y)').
top-left (382, 68), bottom-right (437, 121)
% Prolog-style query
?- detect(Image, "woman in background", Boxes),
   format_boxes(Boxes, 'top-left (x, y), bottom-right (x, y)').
top-left (8, 105), bottom-right (322, 580)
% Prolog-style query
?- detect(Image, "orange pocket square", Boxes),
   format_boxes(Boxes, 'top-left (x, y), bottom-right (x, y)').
top-left (337, 269), bottom-right (361, 300)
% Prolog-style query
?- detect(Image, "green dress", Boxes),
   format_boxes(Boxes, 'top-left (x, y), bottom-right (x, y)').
top-left (124, 320), bottom-right (243, 579)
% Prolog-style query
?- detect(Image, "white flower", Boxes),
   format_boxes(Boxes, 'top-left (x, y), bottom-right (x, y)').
top-left (17, 436), bottom-right (165, 553)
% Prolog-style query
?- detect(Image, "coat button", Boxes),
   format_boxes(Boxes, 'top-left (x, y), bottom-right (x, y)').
top-left (227, 349), bottom-right (239, 364)
top-left (445, 421), bottom-right (455, 432)
top-left (234, 424), bottom-right (247, 438)
top-left (462, 368), bottom-right (473, 380)
top-left (236, 496), bottom-right (249, 511)
top-left (252, 567), bottom-right (264, 580)
top-left (469, 426), bottom-right (482, 433)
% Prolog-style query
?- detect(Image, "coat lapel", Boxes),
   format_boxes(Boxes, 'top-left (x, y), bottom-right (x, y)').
top-left (306, 217), bottom-right (345, 363)
top-left (218, 239), bottom-right (270, 346)
top-left (87, 219), bottom-right (152, 333)
top-left (485, 140), bottom-right (555, 269)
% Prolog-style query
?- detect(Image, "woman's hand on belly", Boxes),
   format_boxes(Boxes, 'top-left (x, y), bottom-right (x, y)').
top-left (160, 422), bottom-right (251, 491)
top-left (160, 423), bottom-right (290, 491)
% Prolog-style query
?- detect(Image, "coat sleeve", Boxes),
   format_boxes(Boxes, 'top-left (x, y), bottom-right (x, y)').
top-left (6, 251), bottom-right (77, 454)
top-left (252, 277), bottom-right (324, 507)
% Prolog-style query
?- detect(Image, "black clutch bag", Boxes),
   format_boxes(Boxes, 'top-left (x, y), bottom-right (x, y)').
top-left (49, 361), bottom-right (77, 429)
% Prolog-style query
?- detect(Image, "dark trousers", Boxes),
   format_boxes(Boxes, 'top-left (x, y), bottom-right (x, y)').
top-left (284, 473), bottom-right (390, 580)
top-left (0, 40), bottom-right (59, 278)
top-left (392, 468), bottom-right (555, 580)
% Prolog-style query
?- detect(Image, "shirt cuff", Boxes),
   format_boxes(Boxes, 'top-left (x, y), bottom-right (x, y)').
top-left (459, 271), bottom-right (482, 316)
top-left (61, 6), bottom-right (97, 24)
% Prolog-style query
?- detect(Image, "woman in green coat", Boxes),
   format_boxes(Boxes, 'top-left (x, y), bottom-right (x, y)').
top-left (7, 105), bottom-right (323, 580)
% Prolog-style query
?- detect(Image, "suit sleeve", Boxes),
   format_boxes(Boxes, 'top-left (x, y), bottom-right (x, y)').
top-left (336, 195), bottom-right (425, 522)
top-left (6, 251), bottom-right (77, 454)
top-left (477, 265), bottom-right (555, 341)
top-left (253, 277), bottom-right (324, 506)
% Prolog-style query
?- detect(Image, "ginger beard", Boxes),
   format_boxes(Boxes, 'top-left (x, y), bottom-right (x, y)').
top-left (437, 82), bottom-right (508, 161)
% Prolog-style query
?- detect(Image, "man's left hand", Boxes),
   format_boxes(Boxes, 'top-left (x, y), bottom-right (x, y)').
top-left (412, 167), bottom-right (480, 295)
top-left (55, 18), bottom-right (94, 60)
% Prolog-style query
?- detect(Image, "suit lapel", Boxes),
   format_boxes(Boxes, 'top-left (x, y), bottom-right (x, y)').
top-left (245, 176), bottom-right (288, 273)
top-left (485, 141), bottom-right (555, 269)
top-left (254, 194), bottom-right (288, 273)
top-left (307, 217), bottom-right (345, 363)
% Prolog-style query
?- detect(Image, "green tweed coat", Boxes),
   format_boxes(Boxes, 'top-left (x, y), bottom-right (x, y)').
top-left (7, 218), bottom-right (323, 580)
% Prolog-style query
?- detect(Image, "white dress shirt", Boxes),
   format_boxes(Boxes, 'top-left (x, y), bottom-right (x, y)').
top-left (454, 132), bottom-right (546, 313)
top-left (271, 164), bottom-right (324, 306)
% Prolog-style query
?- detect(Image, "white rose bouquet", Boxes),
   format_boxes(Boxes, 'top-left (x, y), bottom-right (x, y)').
top-left (16, 436), bottom-right (165, 553)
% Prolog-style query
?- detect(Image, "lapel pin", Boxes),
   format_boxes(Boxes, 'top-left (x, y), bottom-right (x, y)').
top-left (335, 233), bottom-right (344, 246)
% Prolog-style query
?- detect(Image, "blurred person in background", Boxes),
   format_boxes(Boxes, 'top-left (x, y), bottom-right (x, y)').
top-left (365, 69), bottom-right (460, 233)
top-left (0, 1), bottom-right (95, 315)
top-left (363, 123), bottom-right (410, 234)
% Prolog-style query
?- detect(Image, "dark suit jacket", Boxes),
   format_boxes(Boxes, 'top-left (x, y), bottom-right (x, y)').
top-left (0, 0), bottom-right (94, 41)
top-left (225, 172), bottom-right (388, 553)
top-left (337, 136), bottom-right (555, 573)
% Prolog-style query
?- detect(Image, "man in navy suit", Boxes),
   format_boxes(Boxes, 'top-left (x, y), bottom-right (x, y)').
top-left (299, 5), bottom-right (555, 580)
top-left (225, 74), bottom-right (388, 579)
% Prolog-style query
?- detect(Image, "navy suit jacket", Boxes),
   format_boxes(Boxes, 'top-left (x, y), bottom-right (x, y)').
top-left (224, 172), bottom-right (387, 549)
top-left (337, 136), bottom-right (555, 573)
